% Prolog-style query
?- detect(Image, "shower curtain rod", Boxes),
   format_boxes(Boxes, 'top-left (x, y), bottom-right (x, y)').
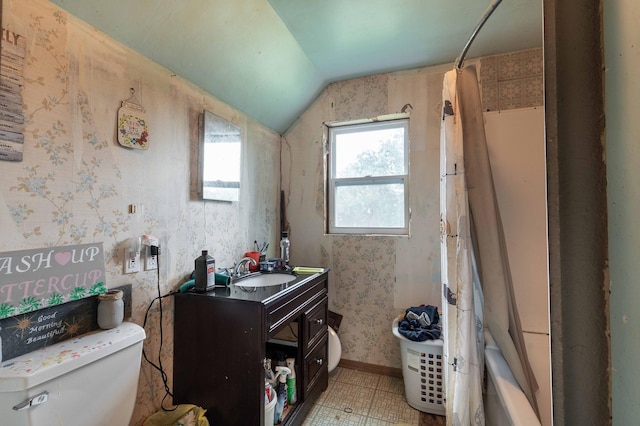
top-left (455, 0), bottom-right (503, 69)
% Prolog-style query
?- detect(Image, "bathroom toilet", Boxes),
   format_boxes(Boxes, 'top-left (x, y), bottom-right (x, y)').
top-left (327, 326), bottom-right (342, 373)
top-left (0, 321), bottom-right (145, 426)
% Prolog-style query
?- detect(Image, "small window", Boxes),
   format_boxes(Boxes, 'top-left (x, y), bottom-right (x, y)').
top-left (326, 117), bottom-right (409, 235)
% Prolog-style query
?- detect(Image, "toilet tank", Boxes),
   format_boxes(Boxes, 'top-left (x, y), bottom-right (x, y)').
top-left (0, 321), bottom-right (145, 426)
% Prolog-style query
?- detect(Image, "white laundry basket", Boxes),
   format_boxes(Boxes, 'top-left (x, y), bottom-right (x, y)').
top-left (392, 319), bottom-right (445, 415)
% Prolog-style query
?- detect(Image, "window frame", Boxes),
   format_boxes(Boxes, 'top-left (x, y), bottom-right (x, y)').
top-left (326, 115), bottom-right (410, 235)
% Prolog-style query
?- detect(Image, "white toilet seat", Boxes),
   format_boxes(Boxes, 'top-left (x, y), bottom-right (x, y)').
top-left (327, 326), bottom-right (342, 373)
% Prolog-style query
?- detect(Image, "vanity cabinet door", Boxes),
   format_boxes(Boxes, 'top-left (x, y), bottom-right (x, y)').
top-left (301, 293), bottom-right (328, 403)
top-left (303, 295), bottom-right (328, 352)
top-left (303, 333), bottom-right (328, 401)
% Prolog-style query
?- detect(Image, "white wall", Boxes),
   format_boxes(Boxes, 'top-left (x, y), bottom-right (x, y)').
top-left (484, 107), bottom-right (551, 426)
top-left (604, 1), bottom-right (640, 423)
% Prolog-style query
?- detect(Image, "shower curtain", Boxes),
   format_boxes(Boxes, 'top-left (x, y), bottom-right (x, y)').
top-left (440, 65), bottom-right (539, 424)
top-left (440, 68), bottom-right (485, 425)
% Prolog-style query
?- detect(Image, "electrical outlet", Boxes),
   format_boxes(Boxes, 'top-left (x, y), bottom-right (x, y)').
top-left (124, 248), bottom-right (140, 274)
top-left (141, 235), bottom-right (159, 271)
top-left (145, 248), bottom-right (158, 271)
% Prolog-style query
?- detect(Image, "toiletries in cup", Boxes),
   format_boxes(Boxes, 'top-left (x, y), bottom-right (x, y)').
top-left (243, 251), bottom-right (261, 272)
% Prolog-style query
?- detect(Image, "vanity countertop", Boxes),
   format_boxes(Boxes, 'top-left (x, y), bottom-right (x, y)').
top-left (185, 268), bottom-right (328, 304)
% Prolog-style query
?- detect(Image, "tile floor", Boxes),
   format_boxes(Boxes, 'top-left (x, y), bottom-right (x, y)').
top-left (301, 367), bottom-right (422, 426)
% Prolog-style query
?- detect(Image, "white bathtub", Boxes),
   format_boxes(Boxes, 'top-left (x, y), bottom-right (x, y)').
top-left (484, 342), bottom-right (541, 426)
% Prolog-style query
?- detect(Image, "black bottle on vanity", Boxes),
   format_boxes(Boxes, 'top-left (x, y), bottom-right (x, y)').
top-left (194, 250), bottom-right (215, 292)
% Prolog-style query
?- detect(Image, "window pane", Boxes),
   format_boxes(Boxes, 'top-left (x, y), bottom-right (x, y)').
top-left (334, 126), bottom-right (406, 178)
top-left (335, 182), bottom-right (405, 228)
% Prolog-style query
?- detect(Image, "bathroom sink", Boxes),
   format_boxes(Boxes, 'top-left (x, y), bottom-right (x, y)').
top-left (233, 272), bottom-right (297, 288)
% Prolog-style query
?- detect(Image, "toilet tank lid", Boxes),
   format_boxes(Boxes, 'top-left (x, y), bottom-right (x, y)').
top-left (0, 321), bottom-right (145, 392)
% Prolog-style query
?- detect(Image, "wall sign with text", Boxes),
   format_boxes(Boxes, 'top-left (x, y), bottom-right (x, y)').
top-left (0, 243), bottom-right (106, 318)
top-left (0, 284), bottom-right (131, 362)
top-left (0, 28), bottom-right (26, 162)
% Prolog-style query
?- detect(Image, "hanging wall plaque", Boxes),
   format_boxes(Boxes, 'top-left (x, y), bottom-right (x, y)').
top-left (0, 28), bottom-right (26, 162)
top-left (117, 88), bottom-right (149, 150)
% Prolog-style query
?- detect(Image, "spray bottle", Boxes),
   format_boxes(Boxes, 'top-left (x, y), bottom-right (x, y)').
top-left (285, 358), bottom-right (297, 405)
top-left (264, 358), bottom-right (276, 387)
top-left (273, 366), bottom-right (291, 424)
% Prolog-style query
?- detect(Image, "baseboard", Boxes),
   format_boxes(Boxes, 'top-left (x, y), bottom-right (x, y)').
top-left (337, 359), bottom-right (402, 378)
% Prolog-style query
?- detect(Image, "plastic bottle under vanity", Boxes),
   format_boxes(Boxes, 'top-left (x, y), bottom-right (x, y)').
top-left (194, 250), bottom-right (215, 292)
top-left (273, 366), bottom-right (291, 424)
top-left (286, 357), bottom-right (297, 405)
top-left (279, 231), bottom-right (290, 266)
top-left (265, 358), bottom-right (276, 387)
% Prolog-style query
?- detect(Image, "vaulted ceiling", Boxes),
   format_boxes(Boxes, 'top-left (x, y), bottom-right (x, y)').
top-left (48, 0), bottom-right (542, 133)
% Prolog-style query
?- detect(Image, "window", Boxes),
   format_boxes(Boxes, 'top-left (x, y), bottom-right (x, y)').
top-left (327, 116), bottom-right (409, 235)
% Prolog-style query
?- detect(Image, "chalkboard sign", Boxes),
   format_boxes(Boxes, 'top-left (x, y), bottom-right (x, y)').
top-left (0, 284), bottom-right (132, 362)
top-left (0, 243), bottom-right (106, 318)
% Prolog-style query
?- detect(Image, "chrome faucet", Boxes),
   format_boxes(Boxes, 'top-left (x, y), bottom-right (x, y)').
top-left (234, 257), bottom-right (257, 277)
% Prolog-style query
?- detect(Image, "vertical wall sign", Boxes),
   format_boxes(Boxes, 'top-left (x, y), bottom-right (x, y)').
top-left (0, 28), bottom-right (25, 162)
top-left (117, 88), bottom-right (149, 150)
top-left (0, 243), bottom-right (107, 319)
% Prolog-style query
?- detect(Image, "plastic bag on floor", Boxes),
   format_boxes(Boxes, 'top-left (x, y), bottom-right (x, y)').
top-left (143, 404), bottom-right (209, 426)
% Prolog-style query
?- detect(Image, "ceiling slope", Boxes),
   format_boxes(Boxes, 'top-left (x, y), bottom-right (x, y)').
top-left (48, 0), bottom-right (542, 133)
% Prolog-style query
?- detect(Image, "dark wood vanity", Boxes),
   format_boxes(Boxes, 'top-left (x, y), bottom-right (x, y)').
top-left (173, 270), bottom-right (329, 425)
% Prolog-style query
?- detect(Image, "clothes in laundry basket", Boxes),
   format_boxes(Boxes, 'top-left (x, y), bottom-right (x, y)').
top-left (397, 305), bottom-right (441, 341)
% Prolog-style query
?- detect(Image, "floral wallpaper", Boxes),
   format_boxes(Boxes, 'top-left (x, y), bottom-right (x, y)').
top-left (282, 50), bottom-right (544, 369)
top-left (330, 236), bottom-right (400, 367)
top-left (1, 1), bottom-right (281, 424)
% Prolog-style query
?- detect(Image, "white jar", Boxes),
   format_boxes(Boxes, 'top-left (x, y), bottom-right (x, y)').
top-left (97, 290), bottom-right (124, 329)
